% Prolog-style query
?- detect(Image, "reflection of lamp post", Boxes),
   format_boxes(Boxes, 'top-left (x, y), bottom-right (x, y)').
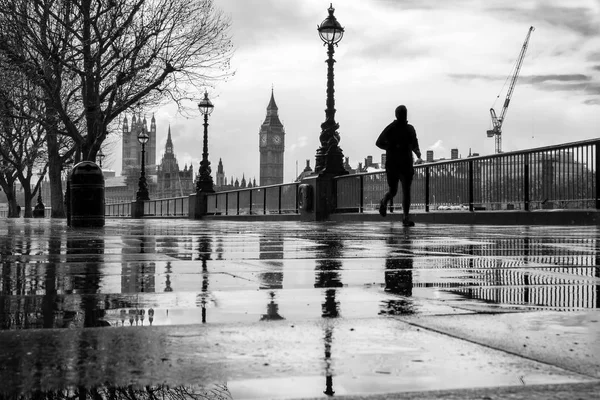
top-left (315, 3), bottom-right (346, 175)
top-left (97, 148), bottom-right (105, 168)
top-left (136, 130), bottom-right (150, 201)
top-left (196, 91), bottom-right (215, 193)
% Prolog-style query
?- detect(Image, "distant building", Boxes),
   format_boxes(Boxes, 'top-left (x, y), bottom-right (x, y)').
top-left (426, 150), bottom-right (434, 163)
top-left (451, 148), bottom-right (459, 160)
top-left (296, 160), bottom-right (314, 181)
top-left (121, 114), bottom-right (158, 197)
top-left (259, 89), bottom-right (285, 186)
top-left (214, 158), bottom-right (255, 191)
top-left (156, 127), bottom-right (194, 198)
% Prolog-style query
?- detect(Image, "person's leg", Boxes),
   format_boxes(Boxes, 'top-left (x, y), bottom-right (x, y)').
top-left (399, 172), bottom-right (414, 225)
top-left (380, 169), bottom-right (399, 217)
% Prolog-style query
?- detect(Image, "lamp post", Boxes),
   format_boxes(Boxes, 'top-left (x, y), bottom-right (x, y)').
top-left (136, 130), bottom-right (150, 201)
top-left (97, 148), bottom-right (105, 168)
top-left (315, 3), bottom-right (346, 175)
top-left (196, 91), bottom-right (215, 193)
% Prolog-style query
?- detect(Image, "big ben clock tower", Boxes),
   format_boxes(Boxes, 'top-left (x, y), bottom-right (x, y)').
top-left (259, 89), bottom-right (285, 186)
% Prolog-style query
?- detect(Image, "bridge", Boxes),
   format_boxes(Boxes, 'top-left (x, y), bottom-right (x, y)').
top-left (1, 138), bottom-right (600, 399)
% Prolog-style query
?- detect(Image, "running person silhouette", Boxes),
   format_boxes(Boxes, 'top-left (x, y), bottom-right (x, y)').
top-left (376, 105), bottom-right (423, 226)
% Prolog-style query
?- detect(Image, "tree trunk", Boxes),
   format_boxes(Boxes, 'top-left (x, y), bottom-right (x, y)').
top-left (47, 133), bottom-right (66, 218)
top-left (22, 185), bottom-right (33, 218)
top-left (8, 195), bottom-right (19, 218)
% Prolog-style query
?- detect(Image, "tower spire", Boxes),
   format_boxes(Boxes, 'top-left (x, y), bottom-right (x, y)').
top-left (165, 125), bottom-right (174, 154)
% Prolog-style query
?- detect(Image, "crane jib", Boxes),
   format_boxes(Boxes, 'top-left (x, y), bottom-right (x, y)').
top-left (487, 26), bottom-right (534, 154)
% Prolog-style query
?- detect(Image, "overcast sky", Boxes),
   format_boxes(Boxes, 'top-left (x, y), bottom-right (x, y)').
top-left (106, 0), bottom-right (600, 184)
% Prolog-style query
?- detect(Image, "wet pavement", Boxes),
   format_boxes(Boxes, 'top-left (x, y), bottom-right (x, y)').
top-left (0, 218), bottom-right (599, 399)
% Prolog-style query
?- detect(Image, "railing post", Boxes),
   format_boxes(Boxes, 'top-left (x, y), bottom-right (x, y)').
top-left (278, 186), bottom-right (282, 214)
top-left (425, 166), bottom-right (430, 212)
top-left (236, 191), bottom-right (240, 215)
top-left (263, 188), bottom-right (267, 215)
top-left (524, 153), bottom-right (530, 211)
top-left (225, 193), bottom-right (229, 215)
top-left (468, 160), bottom-right (474, 212)
top-left (359, 175), bottom-right (364, 213)
top-left (249, 190), bottom-right (253, 215)
top-left (295, 183), bottom-right (300, 213)
top-left (596, 142), bottom-right (600, 210)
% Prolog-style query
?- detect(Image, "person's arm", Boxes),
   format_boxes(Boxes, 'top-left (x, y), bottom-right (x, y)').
top-left (411, 126), bottom-right (423, 163)
top-left (376, 124), bottom-right (391, 150)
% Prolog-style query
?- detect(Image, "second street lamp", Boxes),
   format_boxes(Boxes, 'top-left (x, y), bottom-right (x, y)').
top-left (196, 91), bottom-right (215, 193)
top-left (136, 130), bottom-right (150, 201)
top-left (315, 3), bottom-right (347, 175)
top-left (97, 148), bottom-right (105, 168)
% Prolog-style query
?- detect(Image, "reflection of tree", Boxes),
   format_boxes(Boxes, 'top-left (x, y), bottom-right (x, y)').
top-left (13, 384), bottom-right (232, 400)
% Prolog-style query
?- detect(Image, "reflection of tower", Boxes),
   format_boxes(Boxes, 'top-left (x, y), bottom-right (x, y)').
top-left (121, 235), bottom-right (156, 294)
top-left (259, 89), bottom-right (285, 186)
top-left (259, 234), bottom-right (285, 321)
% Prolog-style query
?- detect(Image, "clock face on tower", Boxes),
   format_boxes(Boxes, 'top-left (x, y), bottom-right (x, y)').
top-left (260, 134), bottom-right (267, 146)
top-left (273, 135), bottom-right (281, 145)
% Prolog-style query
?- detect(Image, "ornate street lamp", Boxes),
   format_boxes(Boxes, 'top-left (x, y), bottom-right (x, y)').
top-left (136, 130), bottom-right (150, 201)
top-left (315, 3), bottom-right (347, 175)
top-left (97, 148), bottom-right (105, 168)
top-left (196, 91), bottom-right (215, 193)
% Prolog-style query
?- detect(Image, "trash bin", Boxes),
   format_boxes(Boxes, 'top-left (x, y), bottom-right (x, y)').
top-left (69, 161), bottom-right (105, 227)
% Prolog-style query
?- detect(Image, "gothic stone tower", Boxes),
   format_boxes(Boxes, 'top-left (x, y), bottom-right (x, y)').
top-left (121, 114), bottom-right (157, 178)
top-left (259, 89), bottom-right (285, 186)
top-left (156, 126), bottom-right (194, 198)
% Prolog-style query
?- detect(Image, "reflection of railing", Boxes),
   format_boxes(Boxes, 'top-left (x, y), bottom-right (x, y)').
top-left (0, 207), bottom-right (54, 218)
top-left (336, 138), bottom-right (599, 213)
top-left (105, 202), bottom-right (131, 217)
top-left (143, 196), bottom-right (188, 217)
top-left (206, 183), bottom-right (300, 215)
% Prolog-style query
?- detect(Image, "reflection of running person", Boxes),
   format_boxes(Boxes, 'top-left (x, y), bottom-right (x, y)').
top-left (376, 105), bottom-right (423, 226)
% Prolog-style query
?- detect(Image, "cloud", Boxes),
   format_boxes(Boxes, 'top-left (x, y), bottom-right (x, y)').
top-left (428, 140), bottom-right (446, 154)
top-left (520, 74), bottom-right (591, 84)
top-left (489, 3), bottom-right (600, 37)
top-left (449, 73), bottom-right (592, 83)
top-left (583, 98), bottom-right (600, 106)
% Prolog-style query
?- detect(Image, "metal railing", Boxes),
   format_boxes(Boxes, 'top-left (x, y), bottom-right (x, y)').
top-left (143, 196), bottom-right (189, 217)
top-left (105, 202), bottom-right (132, 217)
top-left (206, 182), bottom-right (300, 215)
top-left (336, 138), bottom-right (599, 213)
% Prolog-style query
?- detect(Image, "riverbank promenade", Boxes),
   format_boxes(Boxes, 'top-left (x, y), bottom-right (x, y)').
top-left (1, 218), bottom-right (599, 399)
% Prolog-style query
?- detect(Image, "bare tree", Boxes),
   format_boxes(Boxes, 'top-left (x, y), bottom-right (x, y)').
top-left (0, 68), bottom-right (55, 217)
top-left (0, 0), bottom-right (232, 216)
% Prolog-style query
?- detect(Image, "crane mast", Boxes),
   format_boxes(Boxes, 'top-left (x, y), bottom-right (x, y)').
top-left (487, 26), bottom-right (534, 153)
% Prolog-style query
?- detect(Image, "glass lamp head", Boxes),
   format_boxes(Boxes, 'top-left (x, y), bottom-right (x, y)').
top-left (198, 91), bottom-right (214, 115)
top-left (137, 130), bottom-right (149, 145)
top-left (318, 3), bottom-right (344, 45)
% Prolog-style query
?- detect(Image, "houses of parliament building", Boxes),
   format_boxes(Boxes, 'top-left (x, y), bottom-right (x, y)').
top-left (107, 90), bottom-right (285, 202)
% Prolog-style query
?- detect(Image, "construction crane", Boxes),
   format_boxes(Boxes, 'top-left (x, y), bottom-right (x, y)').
top-left (487, 26), bottom-right (535, 153)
